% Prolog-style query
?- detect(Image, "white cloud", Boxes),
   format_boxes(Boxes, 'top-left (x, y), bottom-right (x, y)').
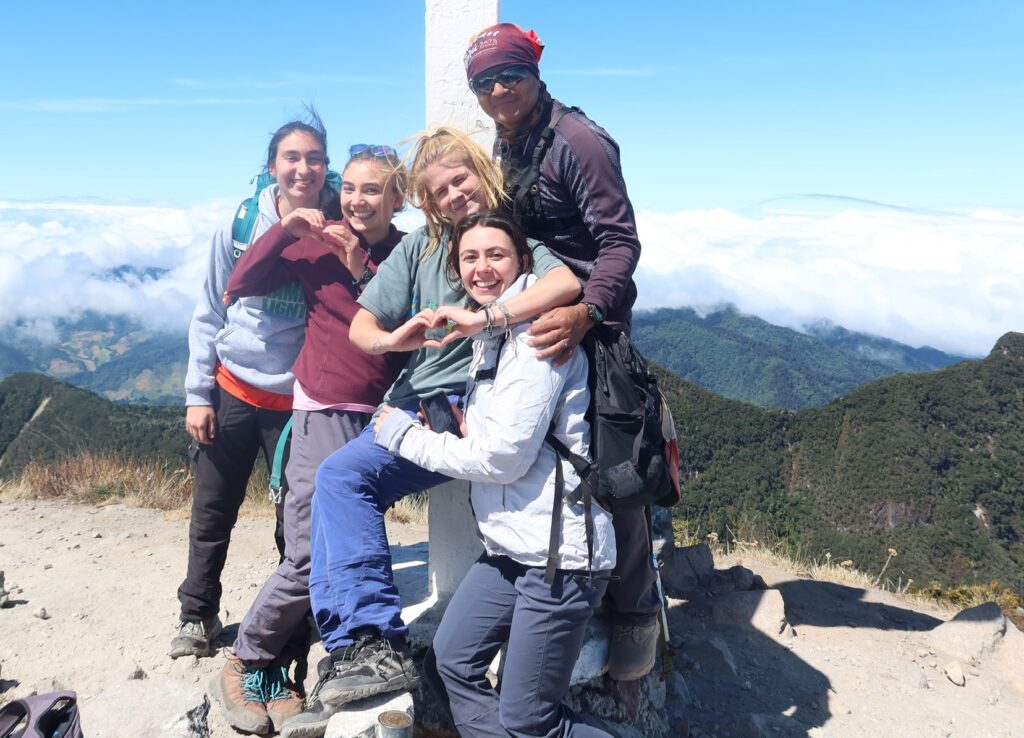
top-left (0, 199), bottom-right (227, 334)
top-left (1, 197), bottom-right (1020, 357)
top-left (634, 200), bottom-right (1024, 356)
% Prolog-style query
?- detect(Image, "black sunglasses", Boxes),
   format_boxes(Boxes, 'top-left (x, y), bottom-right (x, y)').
top-left (468, 65), bottom-right (533, 95)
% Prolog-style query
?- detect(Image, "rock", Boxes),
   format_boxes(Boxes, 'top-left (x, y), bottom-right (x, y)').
top-left (928, 602), bottom-right (1006, 664)
top-left (712, 589), bottom-right (791, 640)
top-left (34, 607), bottom-right (50, 620)
top-left (92, 532), bottom-right (103, 539)
top-left (128, 664), bottom-right (147, 680)
top-left (680, 636), bottom-right (737, 677)
top-left (710, 565), bottom-right (755, 595)
top-left (0, 571), bottom-right (8, 608)
top-left (661, 544), bottom-right (714, 596)
top-left (319, 691), bottom-right (414, 738)
top-left (81, 676), bottom-right (208, 737)
top-left (944, 661), bottom-right (966, 686)
top-left (43, 564), bottom-right (52, 570)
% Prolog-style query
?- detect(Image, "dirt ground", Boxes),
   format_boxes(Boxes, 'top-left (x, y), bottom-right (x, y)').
top-left (1, 498), bottom-right (1022, 738)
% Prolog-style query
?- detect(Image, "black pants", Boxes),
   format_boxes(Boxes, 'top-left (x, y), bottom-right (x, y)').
top-left (177, 384), bottom-right (290, 622)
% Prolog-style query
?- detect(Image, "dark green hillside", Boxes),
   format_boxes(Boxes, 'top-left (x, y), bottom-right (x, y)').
top-left (805, 321), bottom-right (966, 372)
top-left (635, 306), bottom-right (965, 409)
top-left (663, 332), bottom-right (1024, 593)
top-left (0, 372), bottom-right (185, 477)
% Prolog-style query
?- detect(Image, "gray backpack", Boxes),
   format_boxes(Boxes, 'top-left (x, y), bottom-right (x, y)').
top-left (0, 691), bottom-right (83, 738)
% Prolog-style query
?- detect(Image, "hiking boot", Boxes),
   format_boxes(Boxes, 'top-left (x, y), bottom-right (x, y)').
top-left (316, 633), bottom-right (419, 706)
top-left (608, 620), bottom-right (659, 681)
top-left (264, 663), bottom-right (304, 732)
top-left (276, 697), bottom-right (340, 738)
top-left (169, 615), bottom-right (223, 658)
top-left (208, 652), bottom-right (272, 735)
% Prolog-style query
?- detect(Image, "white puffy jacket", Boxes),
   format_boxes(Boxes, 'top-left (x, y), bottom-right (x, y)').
top-left (389, 275), bottom-right (616, 572)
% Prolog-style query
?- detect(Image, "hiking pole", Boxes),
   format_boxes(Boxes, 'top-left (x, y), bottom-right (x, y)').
top-left (654, 553), bottom-right (674, 678)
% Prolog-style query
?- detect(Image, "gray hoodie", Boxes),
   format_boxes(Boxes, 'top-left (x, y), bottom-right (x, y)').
top-left (184, 185), bottom-right (306, 406)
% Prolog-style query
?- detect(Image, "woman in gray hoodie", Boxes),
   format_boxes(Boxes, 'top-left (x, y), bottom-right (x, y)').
top-left (172, 112), bottom-right (339, 681)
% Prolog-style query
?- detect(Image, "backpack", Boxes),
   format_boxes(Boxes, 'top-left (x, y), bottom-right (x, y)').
top-left (502, 104), bottom-right (585, 234)
top-left (0, 691), bottom-right (83, 738)
top-left (230, 170), bottom-right (343, 258)
top-left (226, 169), bottom-right (341, 501)
top-left (543, 325), bottom-right (680, 583)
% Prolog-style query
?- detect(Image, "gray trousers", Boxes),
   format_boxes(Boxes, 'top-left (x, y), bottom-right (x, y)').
top-left (234, 409), bottom-right (368, 662)
top-left (425, 555), bottom-right (612, 738)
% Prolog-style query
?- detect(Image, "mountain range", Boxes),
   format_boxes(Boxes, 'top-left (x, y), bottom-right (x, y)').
top-left (633, 306), bottom-right (966, 408)
top-left (0, 306), bottom-right (968, 410)
top-left (658, 331), bottom-right (1024, 594)
top-left (1, 332), bottom-right (1019, 599)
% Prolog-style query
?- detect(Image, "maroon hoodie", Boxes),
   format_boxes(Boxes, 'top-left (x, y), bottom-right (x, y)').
top-left (227, 222), bottom-right (406, 407)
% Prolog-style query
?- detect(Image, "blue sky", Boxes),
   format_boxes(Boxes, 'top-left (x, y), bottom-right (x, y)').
top-left (0, 1), bottom-right (1021, 355)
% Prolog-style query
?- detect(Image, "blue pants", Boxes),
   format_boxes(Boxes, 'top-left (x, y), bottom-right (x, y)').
top-left (310, 416), bottom-right (448, 651)
top-left (425, 555), bottom-right (611, 738)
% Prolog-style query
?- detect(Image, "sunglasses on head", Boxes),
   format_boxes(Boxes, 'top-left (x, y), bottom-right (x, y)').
top-left (349, 144), bottom-right (396, 158)
top-left (468, 65), bottom-right (533, 95)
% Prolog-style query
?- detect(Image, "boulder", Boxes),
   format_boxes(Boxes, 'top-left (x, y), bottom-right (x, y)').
top-left (81, 676), bottom-right (209, 737)
top-left (710, 565), bottom-right (755, 595)
top-left (712, 589), bottom-right (791, 640)
top-left (661, 544), bottom-right (714, 597)
top-left (928, 602), bottom-right (1006, 664)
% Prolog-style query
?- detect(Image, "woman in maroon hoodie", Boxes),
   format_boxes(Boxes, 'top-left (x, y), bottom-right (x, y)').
top-left (210, 145), bottom-right (409, 735)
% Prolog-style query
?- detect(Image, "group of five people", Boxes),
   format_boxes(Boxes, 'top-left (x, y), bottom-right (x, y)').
top-left (175, 23), bottom-right (660, 737)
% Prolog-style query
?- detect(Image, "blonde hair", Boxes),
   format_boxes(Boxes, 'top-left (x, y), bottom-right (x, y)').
top-left (343, 147), bottom-right (408, 213)
top-left (407, 126), bottom-right (506, 259)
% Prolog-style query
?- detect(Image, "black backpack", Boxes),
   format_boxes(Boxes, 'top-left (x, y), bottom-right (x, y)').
top-left (543, 325), bottom-right (680, 583)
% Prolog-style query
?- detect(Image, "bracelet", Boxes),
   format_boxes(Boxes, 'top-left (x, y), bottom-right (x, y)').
top-left (494, 302), bottom-right (513, 331)
top-left (482, 304), bottom-right (494, 337)
top-left (353, 266), bottom-right (373, 289)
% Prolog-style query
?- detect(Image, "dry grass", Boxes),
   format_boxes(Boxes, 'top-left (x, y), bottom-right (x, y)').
top-left (0, 452), bottom-right (276, 520)
top-left (0, 451), bottom-right (429, 526)
top-left (385, 491), bottom-right (429, 525)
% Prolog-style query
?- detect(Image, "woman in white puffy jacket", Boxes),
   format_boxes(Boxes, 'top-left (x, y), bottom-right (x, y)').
top-left (374, 210), bottom-right (614, 737)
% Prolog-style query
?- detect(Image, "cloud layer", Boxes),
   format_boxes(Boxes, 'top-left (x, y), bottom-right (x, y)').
top-left (0, 198), bottom-right (1019, 356)
top-left (634, 199), bottom-right (1023, 355)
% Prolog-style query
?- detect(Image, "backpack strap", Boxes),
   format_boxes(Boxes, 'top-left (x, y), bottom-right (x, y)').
top-left (269, 415), bottom-right (293, 504)
top-left (231, 169), bottom-right (343, 255)
top-left (507, 105), bottom-right (583, 230)
top-left (544, 430), bottom-right (596, 584)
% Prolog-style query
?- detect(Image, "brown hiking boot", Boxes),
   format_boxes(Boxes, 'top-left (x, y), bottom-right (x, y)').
top-left (608, 620), bottom-right (659, 681)
top-left (208, 652), bottom-right (272, 735)
top-left (265, 662), bottom-right (304, 731)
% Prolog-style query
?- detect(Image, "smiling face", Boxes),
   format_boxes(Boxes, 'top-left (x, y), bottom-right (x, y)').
top-left (457, 225), bottom-right (528, 303)
top-left (341, 160), bottom-right (403, 246)
top-left (421, 156), bottom-right (486, 226)
top-left (475, 66), bottom-right (542, 130)
top-left (268, 131), bottom-right (327, 213)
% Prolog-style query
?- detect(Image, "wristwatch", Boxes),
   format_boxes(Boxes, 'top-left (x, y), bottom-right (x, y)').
top-left (583, 302), bottom-right (604, 324)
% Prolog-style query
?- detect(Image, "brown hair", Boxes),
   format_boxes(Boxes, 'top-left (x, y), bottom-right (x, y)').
top-left (447, 210), bottom-right (533, 297)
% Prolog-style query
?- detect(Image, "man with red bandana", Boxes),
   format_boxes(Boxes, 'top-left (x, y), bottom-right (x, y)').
top-left (464, 23), bottom-right (662, 684)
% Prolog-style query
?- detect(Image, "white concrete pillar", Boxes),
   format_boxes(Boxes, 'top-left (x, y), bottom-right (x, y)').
top-left (425, 0), bottom-right (498, 148)
top-left (420, 0), bottom-right (498, 605)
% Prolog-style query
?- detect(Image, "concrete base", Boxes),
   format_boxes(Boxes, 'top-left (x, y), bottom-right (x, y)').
top-left (324, 691), bottom-right (414, 738)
